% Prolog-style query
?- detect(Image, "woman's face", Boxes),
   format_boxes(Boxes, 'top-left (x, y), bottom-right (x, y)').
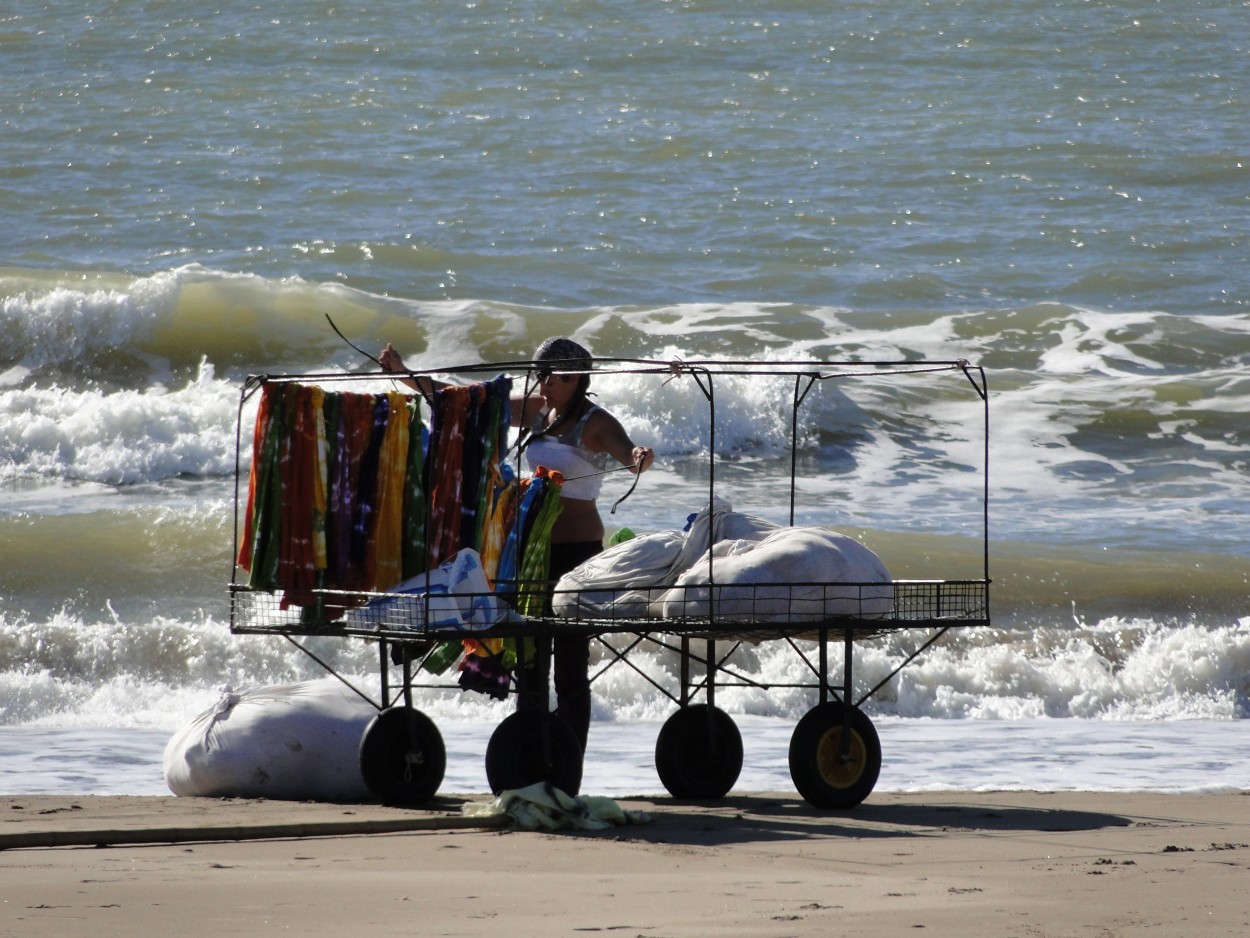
top-left (537, 370), bottom-right (579, 409)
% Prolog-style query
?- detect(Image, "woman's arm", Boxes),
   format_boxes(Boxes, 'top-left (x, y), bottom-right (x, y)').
top-left (584, 408), bottom-right (655, 474)
top-left (510, 390), bottom-right (545, 429)
top-left (382, 345), bottom-right (546, 432)
top-left (379, 344), bottom-right (448, 396)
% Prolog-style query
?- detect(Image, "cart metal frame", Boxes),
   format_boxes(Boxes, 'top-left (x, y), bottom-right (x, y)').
top-left (229, 357), bottom-right (991, 808)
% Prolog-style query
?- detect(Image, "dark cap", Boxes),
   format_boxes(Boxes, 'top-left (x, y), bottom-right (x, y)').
top-left (534, 336), bottom-right (593, 371)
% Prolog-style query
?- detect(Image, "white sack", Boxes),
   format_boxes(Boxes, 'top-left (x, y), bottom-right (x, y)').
top-left (552, 529), bottom-right (688, 617)
top-left (552, 498), bottom-right (779, 619)
top-left (655, 526), bottom-right (894, 622)
top-left (668, 497), bottom-right (779, 578)
top-left (163, 679), bottom-right (374, 800)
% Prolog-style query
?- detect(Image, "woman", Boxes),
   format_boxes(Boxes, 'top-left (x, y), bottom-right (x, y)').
top-left (379, 337), bottom-right (654, 753)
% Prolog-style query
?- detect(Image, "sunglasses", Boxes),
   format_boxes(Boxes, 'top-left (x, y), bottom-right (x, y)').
top-left (536, 369), bottom-right (571, 383)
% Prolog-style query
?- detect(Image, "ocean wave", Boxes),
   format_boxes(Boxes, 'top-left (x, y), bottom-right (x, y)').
top-left (3, 264), bottom-right (1249, 557)
top-left (0, 357), bottom-right (240, 487)
top-left (2, 607), bottom-right (1245, 731)
top-left (6, 265), bottom-right (1250, 379)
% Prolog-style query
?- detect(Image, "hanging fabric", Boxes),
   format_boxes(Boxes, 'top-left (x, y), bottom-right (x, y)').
top-left (494, 466), bottom-right (564, 617)
top-left (238, 375), bottom-right (516, 613)
top-left (514, 469), bottom-right (565, 618)
top-left (277, 384), bottom-right (327, 608)
top-left (479, 464), bottom-right (518, 582)
top-left (401, 398), bottom-right (429, 579)
top-left (239, 382), bottom-right (284, 590)
top-left (325, 391), bottom-right (369, 589)
top-left (369, 390), bottom-right (411, 591)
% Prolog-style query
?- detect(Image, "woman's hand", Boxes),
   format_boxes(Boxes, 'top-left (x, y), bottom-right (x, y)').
top-left (631, 446), bottom-right (654, 472)
top-left (379, 344), bottom-right (406, 374)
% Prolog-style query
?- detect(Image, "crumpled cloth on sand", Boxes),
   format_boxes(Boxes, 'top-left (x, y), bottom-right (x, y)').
top-left (462, 782), bottom-right (652, 831)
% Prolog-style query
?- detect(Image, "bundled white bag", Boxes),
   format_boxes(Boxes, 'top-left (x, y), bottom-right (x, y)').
top-left (163, 679), bottom-right (373, 800)
top-left (655, 526), bottom-right (894, 622)
top-left (552, 498), bottom-right (780, 619)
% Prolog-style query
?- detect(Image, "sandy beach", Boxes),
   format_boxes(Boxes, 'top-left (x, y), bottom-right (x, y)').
top-left (2, 790), bottom-right (1247, 937)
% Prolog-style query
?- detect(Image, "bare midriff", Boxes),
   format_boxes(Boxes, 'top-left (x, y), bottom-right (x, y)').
top-left (551, 497), bottom-right (605, 544)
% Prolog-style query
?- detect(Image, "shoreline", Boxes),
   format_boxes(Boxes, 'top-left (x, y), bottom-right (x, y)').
top-left (3, 790), bottom-right (1248, 937)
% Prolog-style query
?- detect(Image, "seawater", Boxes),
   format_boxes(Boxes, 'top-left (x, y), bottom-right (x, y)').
top-left (6, 719), bottom-right (1250, 798)
top-left (1, 0), bottom-right (1247, 797)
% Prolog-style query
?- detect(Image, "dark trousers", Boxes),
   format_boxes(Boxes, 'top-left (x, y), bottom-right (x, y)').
top-left (514, 540), bottom-right (602, 752)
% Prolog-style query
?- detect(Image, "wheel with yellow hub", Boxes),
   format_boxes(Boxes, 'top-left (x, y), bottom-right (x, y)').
top-left (788, 701), bottom-right (881, 809)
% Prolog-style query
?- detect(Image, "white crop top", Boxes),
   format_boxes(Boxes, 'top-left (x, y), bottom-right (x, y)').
top-left (524, 404), bottom-right (611, 500)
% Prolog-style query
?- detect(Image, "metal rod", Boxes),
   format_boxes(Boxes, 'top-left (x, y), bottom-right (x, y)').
top-left (819, 628), bottom-right (829, 704)
top-left (280, 634), bottom-right (381, 712)
top-left (855, 625), bottom-right (953, 709)
top-left (790, 373), bottom-right (818, 526)
top-left (705, 639), bottom-right (716, 710)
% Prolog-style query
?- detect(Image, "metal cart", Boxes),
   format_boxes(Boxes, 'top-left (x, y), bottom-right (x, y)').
top-left (230, 357), bottom-right (991, 809)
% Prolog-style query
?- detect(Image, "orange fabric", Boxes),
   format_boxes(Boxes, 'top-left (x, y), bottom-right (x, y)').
top-left (236, 384), bottom-right (273, 570)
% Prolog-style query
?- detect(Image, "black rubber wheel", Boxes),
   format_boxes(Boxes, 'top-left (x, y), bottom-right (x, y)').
top-left (485, 710), bottom-right (583, 796)
top-left (788, 701), bottom-right (881, 809)
top-left (654, 704), bottom-right (743, 799)
top-left (359, 707), bottom-right (446, 806)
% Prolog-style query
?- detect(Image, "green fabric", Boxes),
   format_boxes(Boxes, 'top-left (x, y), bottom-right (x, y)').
top-left (514, 476), bottom-right (564, 618)
top-left (247, 384), bottom-right (287, 590)
top-left (460, 781), bottom-right (652, 831)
